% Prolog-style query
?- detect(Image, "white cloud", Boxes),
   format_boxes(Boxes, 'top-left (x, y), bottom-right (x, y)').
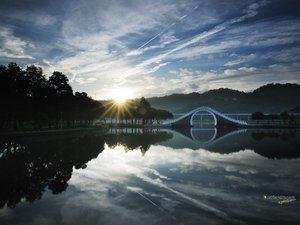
top-left (224, 53), bottom-right (257, 66)
top-left (142, 63), bottom-right (300, 96)
top-left (126, 32), bottom-right (179, 56)
top-left (0, 27), bottom-right (35, 60)
top-left (168, 70), bottom-right (178, 75)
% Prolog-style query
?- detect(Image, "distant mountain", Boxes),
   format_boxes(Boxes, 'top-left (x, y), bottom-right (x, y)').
top-left (147, 83), bottom-right (300, 113)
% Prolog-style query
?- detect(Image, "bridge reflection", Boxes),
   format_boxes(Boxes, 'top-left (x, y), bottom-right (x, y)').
top-left (174, 128), bottom-right (247, 147)
top-left (170, 128), bottom-right (300, 159)
top-left (105, 127), bottom-right (300, 159)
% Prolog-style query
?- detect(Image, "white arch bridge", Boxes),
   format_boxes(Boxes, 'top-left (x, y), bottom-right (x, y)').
top-left (162, 106), bottom-right (248, 127)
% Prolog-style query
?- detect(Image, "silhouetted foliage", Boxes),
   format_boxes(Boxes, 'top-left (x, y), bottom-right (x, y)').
top-left (251, 112), bottom-right (265, 120)
top-left (291, 105), bottom-right (300, 112)
top-left (280, 112), bottom-right (289, 120)
top-left (105, 129), bottom-right (173, 155)
top-left (0, 62), bottom-right (104, 130)
top-left (0, 62), bottom-right (173, 130)
top-left (102, 97), bottom-right (173, 125)
top-left (0, 131), bottom-right (105, 208)
top-left (251, 111), bottom-right (294, 121)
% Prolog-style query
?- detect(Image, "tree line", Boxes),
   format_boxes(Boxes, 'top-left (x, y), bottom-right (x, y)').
top-left (251, 111), bottom-right (296, 122)
top-left (101, 97), bottom-right (173, 125)
top-left (0, 62), bottom-right (173, 130)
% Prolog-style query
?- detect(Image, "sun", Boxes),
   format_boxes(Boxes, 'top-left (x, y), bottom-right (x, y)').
top-left (107, 88), bottom-right (134, 105)
top-left (114, 95), bottom-right (127, 104)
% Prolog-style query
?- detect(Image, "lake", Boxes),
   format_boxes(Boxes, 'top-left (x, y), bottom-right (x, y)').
top-left (0, 128), bottom-right (299, 225)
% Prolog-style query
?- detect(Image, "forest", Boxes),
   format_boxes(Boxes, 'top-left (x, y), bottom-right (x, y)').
top-left (0, 62), bottom-right (173, 131)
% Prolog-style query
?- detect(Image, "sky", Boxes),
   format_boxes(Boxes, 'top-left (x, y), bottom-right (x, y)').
top-left (0, 0), bottom-right (300, 99)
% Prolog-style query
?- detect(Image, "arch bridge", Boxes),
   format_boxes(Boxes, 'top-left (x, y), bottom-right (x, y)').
top-left (163, 106), bottom-right (248, 128)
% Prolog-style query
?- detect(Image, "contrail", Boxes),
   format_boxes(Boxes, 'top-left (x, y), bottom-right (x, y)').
top-left (128, 186), bottom-right (178, 221)
top-left (133, 189), bottom-right (164, 210)
top-left (138, 31), bottom-right (164, 50)
top-left (132, 0), bottom-right (270, 71)
top-left (134, 171), bottom-right (245, 224)
top-left (136, 5), bottom-right (199, 50)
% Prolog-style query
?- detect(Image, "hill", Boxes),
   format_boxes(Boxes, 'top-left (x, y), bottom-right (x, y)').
top-left (147, 83), bottom-right (300, 113)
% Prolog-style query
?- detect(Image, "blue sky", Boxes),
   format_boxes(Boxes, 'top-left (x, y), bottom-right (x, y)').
top-left (0, 0), bottom-right (300, 99)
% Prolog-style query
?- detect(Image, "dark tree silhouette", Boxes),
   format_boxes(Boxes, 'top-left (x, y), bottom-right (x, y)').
top-left (0, 62), bottom-right (105, 130)
top-left (0, 62), bottom-right (172, 130)
top-left (251, 112), bottom-right (265, 120)
top-left (102, 97), bottom-right (173, 125)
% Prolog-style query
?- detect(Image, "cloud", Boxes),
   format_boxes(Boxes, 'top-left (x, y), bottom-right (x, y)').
top-left (144, 62), bottom-right (300, 96)
top-left (121, 0), bottom-right (271, 78)
top-left (52, 0), bottom-right (270, 88)
top-left (224, 54), bottom-right (257, 66)
top-left (127, 32), bottom-right (179, 56)
top-left (0, 0), bottom-right (299, 99)
top-left (0, 27), bottom-right (35, 60)
top-left (168, 18), bottom-right (300, 61)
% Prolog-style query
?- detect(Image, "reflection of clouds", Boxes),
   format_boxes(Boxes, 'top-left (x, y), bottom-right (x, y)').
top-left (225, 175), bottom-right (258, 188)
top-left (1, 142), bottom-right (299, 224)
top-left (145, 146), bottom-right (300, 180)
top-left (5, 144), bottom-right (295, 225)
top-left (144, 168), bottom-right (171, 180)
top-left (70, 145), bottom-right (244, 224)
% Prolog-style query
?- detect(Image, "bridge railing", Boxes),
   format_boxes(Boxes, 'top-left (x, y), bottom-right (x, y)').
top-left (163, 106), bottom-right (248, 126)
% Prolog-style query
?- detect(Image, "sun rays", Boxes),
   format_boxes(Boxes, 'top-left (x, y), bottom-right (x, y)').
top-left (106, 88), bottom-right (134, 105)
top-left (101, 98), bottom-right (135, 121)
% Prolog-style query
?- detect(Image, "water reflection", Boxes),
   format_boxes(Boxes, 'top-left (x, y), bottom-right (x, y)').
top-left (105, 128), bottom-right (173, 154)
top-left (0, 131), bottom-right (106, 208)
top-left (0, 129), bottom-right (172, 209)
top-left (0, 128), bottom-right (299, 225)
top-left (169, 128), bottom-right (300, 159)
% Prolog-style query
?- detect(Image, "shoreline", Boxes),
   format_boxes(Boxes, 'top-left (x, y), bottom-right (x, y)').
top-left (1, 123), bottom-right (300, 136)
top-left (0, 127), bottom-right (107, 137)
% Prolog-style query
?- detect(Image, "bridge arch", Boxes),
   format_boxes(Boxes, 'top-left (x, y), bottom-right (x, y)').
top-left (163, 106), bottom-right (248, 127)
top-left (190, 128), bottom-right (218, 145)
top-left (190, 108), bottom-right (217, 127)
top-left (189, 128), bottom-right (248, 147)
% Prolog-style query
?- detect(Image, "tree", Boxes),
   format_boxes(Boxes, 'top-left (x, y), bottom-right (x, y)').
top-left (138, 97), bottom-right (151, 124)
top-left (280, 112), bottom-right (289, 121)
top-left (0, 62), bottom-right (171, 130)
top-left (48, 72), bottom-right (73, 97)
top-left (251, 112), bottom-right (265, 120)
top-left (47, 72), bottom-right (73, 128)
top-left (25, 65), bottom-right (48, 128)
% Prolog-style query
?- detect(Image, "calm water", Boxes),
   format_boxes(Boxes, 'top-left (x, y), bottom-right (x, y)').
top-left (0, 128), bottom-right (300, 225)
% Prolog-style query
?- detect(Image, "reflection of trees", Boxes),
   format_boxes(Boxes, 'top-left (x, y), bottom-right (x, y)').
top-left (251, 130), bottom-right (297, 141)
top-left (174, 128), bottom-right (300, 159)
top-left (202, 129), bottom-right (300, 159)
top-left (0, 132), bottom-right (105, 208)
top-left (105, 130), bottom-right (173, 155)
top-left (250, 130), bottom-right (300, 159)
